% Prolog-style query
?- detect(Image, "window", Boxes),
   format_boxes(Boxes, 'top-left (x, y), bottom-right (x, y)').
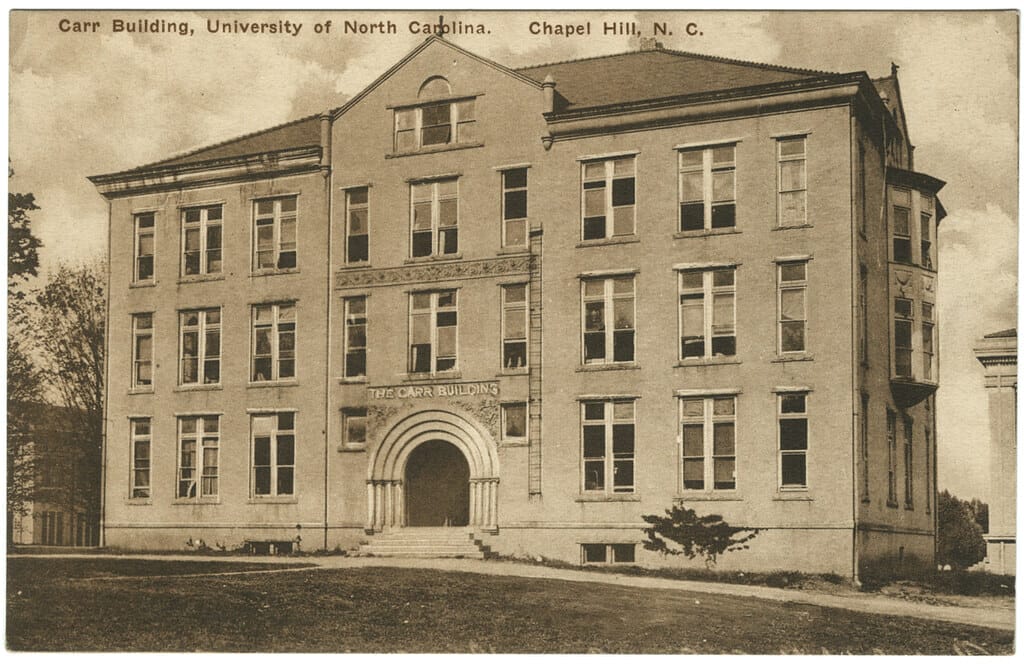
top-left (409, 290), bottom-right (458, 373)
top-left (920, 195), bottom-right (934, 268)
top-left (582, 543), bottom-right (635, 564)
top-left (251, 303), bottom-right (295, 382)
top-left (680, 395), bottom-right (736, 491)
top-left (903, 417), bottom-right (914, 508)
top-left (859, 265), bottom-right (868, 363)
top-left (922, 302), bottom-right (935, 380)
top-left (778, 392), bottom-right (808, 489)
top-left (131, 313), bottom-right (153, 389)
top-left (502, 284), bottom-right (528, 370)
top-left (924, 423), bottom-right (932, 514)
top-left (179, 308), bottom-right (221, 385)
top-left (134, 212), bottom-right (155, 282)
top-left (181, 205), bottom-right (222, 276)
top-left (581, 399), bottom-right (635, 493)
top-left (253, 197), bottom-right (297, 270)
top-left (130, 418), bottom-right (151, 499)
top-left (777, 137), bottom-right (807, 227)
top-left (679, 144), bottom-right (736, 231)
top-left (252, 412), bottom-right (295, 497)
top-left (892, 188), bottom-right (912, 263)
top-left (501, 403), bottom-right (527, 442)
top-left (341, 408), bottom-right (367, 448)
top-left (411, 179), bottom-right (458, 257)
top-left (394, 98), bottom-right (476, 151)
top-left (502, 168), bottom-right (528, 247)
top-left (343, 297), bottom-right (367, 378)
top-left (679, 268), bottom-right (736, 360)
top-left (894, 298), bottom-right (913, 378)
top-left (858, 145), bottom-right (867, 236)
top-left (778, 261), bottom-right (807, 353)
top-left (582, 276), bottom-right (635, 365)
top-left (581, 156), bottom-right (635, 240)
top-left (177, 415), bottom-right (219, 499)
top-left (345, 188), bottom-right (369, 263)
top-left (886, 409), bottom-right (898, 506)
top-left (860, 392), bottom-right (869, 501)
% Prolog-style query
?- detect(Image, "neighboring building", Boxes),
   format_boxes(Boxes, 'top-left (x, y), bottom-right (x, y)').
top-left (9, 403), bottom-right (101, 547)
top-left (974, 329), bottom-right (1017, 575)
top-left (89, 36), bottom-right (946, 576)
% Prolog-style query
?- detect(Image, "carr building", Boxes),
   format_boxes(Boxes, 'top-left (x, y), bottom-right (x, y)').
top-left (90, 36), bottom-right (945, 577)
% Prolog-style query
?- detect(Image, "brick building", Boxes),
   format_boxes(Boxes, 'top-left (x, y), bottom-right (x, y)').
top-left (90, 36), bottom-right (945, 575)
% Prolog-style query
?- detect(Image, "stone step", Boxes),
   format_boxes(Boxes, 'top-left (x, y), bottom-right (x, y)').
top-left (352, 527), bottom-right (490, 559)
top-left (354, 550), bottom-right (485, 559)
top-left (359, 545), bottom-right (484, 555)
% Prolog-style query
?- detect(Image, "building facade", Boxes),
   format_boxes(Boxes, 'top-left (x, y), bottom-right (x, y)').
top-left (974, 329), bottom-right (1017, 575)
top-left (91, 37), bottom-right (945, 576)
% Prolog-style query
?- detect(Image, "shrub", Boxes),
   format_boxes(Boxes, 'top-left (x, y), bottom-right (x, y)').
top-left (642, 504), bottom-right (758, 567)
top-left (937, 490), bottom-right (986, 570)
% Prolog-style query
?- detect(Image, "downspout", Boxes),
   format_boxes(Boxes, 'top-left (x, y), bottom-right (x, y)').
top-left (849, 111), bottom-right (859, 583)
top-left (99, 197), bottom-right (112, 547)
top-left (320, 113), bottom-right (333, 551)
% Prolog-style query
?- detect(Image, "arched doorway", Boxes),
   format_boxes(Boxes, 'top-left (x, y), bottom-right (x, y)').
top-left (404, 440), bottom-right (470, 527)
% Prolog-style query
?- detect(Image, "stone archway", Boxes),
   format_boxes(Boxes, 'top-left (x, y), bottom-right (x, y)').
top-left (366, 409), bottom-right (499, 532)
top-left (404, 440), bottom-right (470, 527)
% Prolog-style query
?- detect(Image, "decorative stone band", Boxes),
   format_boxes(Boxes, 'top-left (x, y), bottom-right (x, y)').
top-left (336, 255), bottom-right (531, 289)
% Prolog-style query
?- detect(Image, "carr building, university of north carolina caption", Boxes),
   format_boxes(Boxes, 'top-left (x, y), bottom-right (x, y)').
top-left (90, 35), bottom-right (946, 576)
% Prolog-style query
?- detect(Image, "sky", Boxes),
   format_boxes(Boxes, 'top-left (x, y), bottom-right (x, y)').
top-left (8, 9), bottom-right (1018, 502)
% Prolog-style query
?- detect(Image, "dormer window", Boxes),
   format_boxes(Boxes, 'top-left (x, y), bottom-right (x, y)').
top-left (394, 77), bottom-right (477, 152)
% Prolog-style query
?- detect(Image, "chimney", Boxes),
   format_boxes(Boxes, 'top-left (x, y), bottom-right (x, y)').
top-left (639, 37), bottom-right (662, 51)
top-left (542, 74), bottom-right (556, 114)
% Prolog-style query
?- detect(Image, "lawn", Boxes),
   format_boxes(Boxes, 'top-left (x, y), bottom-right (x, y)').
top-left (6, 557), bottom-right (1014, 654)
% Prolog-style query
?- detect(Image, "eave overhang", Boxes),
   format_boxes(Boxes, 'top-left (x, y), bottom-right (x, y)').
top-left (88, 145), bottom-right (322, 199)
top-left (886, 166), bottom-right (948, 222)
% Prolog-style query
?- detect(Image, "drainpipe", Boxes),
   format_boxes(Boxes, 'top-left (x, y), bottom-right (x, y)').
top-left (320, 112), bottom-right (333, 551)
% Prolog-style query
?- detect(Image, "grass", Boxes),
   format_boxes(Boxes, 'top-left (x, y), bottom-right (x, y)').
top-left (6, 557), bottom-right (1014, 654)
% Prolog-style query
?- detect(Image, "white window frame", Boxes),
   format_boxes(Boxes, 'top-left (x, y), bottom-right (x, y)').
top-left (131, 313), bottom-right (154, 390)
top-left (581, 275), bottom-right (636, 365)
top-left (133, 212), bottom-right (155, 283)
top-left (903, 416), bottom-right (914, 509)
top-left (251, 302), bottom-right (296, 383)
top-left (393, 98), bottom-right (476, 151)
top-left (501, 402), bottom-right (528, 443)
top-left (581, 399), bottom-right (636, 494)
top-left (501, 168), bottom-right (529, 248)
top-left (678, 267), bottom-right (736, 360)
top-left (891, 187), bottom-right (913, 264)
top-left (501, 283), bottom-right (528, 371)
top-left (679, 395), bottom-right (737, 492)
top-left (678, 144), bottom-right (736, 231)
top-left (777, 392), bottom-right (809, 490)
top-left (886, 409), bottom-right (898, 506)
top-left (920, 194), bottom-right (934, 269)
top-left (777, 261), bottom-right (808, 354)
top-left (129, 418), bottom-right (151, 499)
top-left (253, 196), bottom-right (297, 272)
top-left (776, 137), bottom-right (807, 227)
top-left (922, 302), bottom-right (935, 381)
top-left (408, 290), bottom-right (458, 374)
top-left (345, 188), bottom-right (369, 264)
top-left (341, 408), bottom-right (367, 449)
top-left (343, 296), bottom-right (367, 379)
top-left (894, 297), bottom-right (914, 378)
top-left (581, 156), bottom-right (636, 240)
top-left (251, 412), bottom-right (296, 498)
top-left (410, 178), bottom-right (459, 258)
top-left (179, 308), bottom-right (221, 386)
top-left (181, 205), bottom-right (222, 276)
top-left (176, 415), bottom-right (219, 500)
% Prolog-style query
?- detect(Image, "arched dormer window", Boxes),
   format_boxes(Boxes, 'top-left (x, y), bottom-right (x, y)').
top-left (394, 77), bottom-right (477, 152)
top-left (418, 76), bottom-right (451, 99)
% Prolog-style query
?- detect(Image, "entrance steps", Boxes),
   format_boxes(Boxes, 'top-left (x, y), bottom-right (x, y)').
top-left (352, 527), bottom-right (491, 559)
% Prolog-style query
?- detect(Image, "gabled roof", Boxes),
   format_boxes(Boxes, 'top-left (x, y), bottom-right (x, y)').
top-left (985, 328), bottom-right (1017, 339)
top-left (515, 47), bottom-right (838, 111)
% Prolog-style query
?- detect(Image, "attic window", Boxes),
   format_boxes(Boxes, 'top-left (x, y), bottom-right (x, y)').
top-left (395, 78), bottom-right (477, 152)
top-left (419, 76), bottom-right (452, 99)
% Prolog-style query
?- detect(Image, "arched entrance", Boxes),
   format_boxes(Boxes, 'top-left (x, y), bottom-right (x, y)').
top-left (404, 440), bottom-right (470, 526)
top-left (366, 409), bottom-right (499, 532)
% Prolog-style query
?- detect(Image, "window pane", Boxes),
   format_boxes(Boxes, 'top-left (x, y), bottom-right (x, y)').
top-left (277, 435), bottom-right (295, 465)
top-left (683, 459), bottom-right (704, 489)
top-left (583, 402), bottom-right (604, 420)
top-left (504, 168), bottom-right (526, 189)
top-left (583, 543), bottom-right (607, 563)
top-left (612, 207), bottom-right (634, 236)
top-left (612, 401), bottom-right (634, 419)
top-left (780, 290), bottom-right (804, 320)
top-left (710, 204), bottom-right (735, 229)
top-left (780, 191), bottom-right (806, 225)
top-left (613, 460), bottom-right (633, 489)
top-left (679, 149), bottom-right (702, 168)
top-left (504, 404), bottom-right (526, 438)
top-left (780, 160), bottom-right (805, 190)
top-left (780, 263), bottom-right (806, 282)
top-left (439, 200), bottom-right (458, 227)
top-left (779, 138), bottom-right (805, 157)
top-left (681, 171), bottom-right (703, 201)
top-left (780, 394), bottom-right (805, 413)
top-left (505, 219), bottom-right (526, 246)
top-left (582, 425), bottom-right (605, 457)
top-left (277, 468), bottom-right (294, 496)
top-left (713, 423), bottom-right (735, 455)
top-left (714, 458), bottom-right (736, 489)
top-left (584, 188), bottom-right (605, 217)
top-left (613, 158), bottom-right (634, 176)
top-left (712, 145), bottom-right (735, 165)
top-left (712, 171), bottom-right (734, 201)
top-left (254, 436), bottom-right (271, 465)
top-left (781, 454), bottom-right (807, 486)
top-left (612, 424), bottom-right (634, 456)
top-left (682, 399), bottom-right (703, 417)
top-left (254, 467), bottom-right (271, 495)
top-left (611, 544), bottom-right (635, 563)
top-left (682, 424), bottom-right (703, 456)
top-left (680, 203), bottom-right (705, 231)
top-left (713, 293), bottom-right (734, 328)
top-left (780, 419), bottom-right (808, 450)
top-left (613, 298), bottom-right (634, 329)
top-left (780, 321), bottom-right (805, 352)
top-left (713, 397), bottom-right (735, 416)
top-left (504, 190), bottom-right (527, 220)
top-left (611, 177), bottom-right (635, 206)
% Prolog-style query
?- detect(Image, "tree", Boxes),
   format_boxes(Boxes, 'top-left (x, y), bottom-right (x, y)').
top-left (937, 490), bottom-right (986, 570)
top-left (967, 498), bottom-right (990, 534)
top-left (8, 165), bottom-right (43, 306)
top-left (642, 504), bottom-right (759, 567)
top-left (30, 262), bottom-right (106, 523)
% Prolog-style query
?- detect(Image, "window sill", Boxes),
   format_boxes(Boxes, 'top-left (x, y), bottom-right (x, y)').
top-left (673, 228), bottom-right (740, 239)
top-left (177, 274), bottom-right (225, 285)
top-left (126, 498), bottom-right (152, 506)
top-left (248, 497), bottom-right (298, 504)
top-left (386, 142), bottom-right (484, 159)
top-left (772, 353), bottom-right (814, 363)
top-left (338, 262), bottom-right (372, 271)
top-left (773, 492), bottom-right (812, 501)
top-left (499, 439), bottom-right (529, 448)
top-left (773, 224), bottom-right (814, 231)
top-left (128, 388), bottom-right (155, 395)
top-left (404, 254), bottom-right (463, 265)
top-left (576, 236), bottom-right (639, 248)
top-left (247, 380), bottom-right (298, 389)
top-left (676, 357), bottom-right (740, 367)
top-left (172, 498), bottom-right (221, 505)
top-left (675, 493), bottom-right (743, 501)
top-left (174, 384), bottom-right (223, 392)
top-left (886, 501), bottom-right (899, 508)
top-left (338, 445), bottom-right (367, 453)
top-left (499, 368), bottom-right (529, 377)
top-left (402, 371), bottom-right (462, 382)
top-left (575, 493), bottom-right (641, 503)
top-left (251, 268), bottom-right (300, 278)
top-left (497, 246), bottom-right (530, 256)
top-left (338, 376), bottom-right (369, 384)
top-left (129, 281), bottom-right (157, 289)
top-left (576, 363), bottom-right (640, 373)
